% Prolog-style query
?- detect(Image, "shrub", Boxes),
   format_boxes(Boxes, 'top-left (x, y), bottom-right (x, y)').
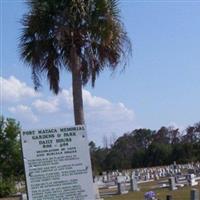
top-left (0, 179), bottom-right (16, 197)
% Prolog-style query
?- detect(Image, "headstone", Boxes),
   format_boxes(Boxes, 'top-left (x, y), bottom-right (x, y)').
top-left (145, 172), bottom-right (150, 180)
top-left (154, 173), bottom-right (159, 180)
top-left (21, 125), bottom-right (95, 200)
top-left (169, 177), bottom-right (177, 191)
top-left (117, 176), bottom-right (128, 195)
top-left (103, 174), bottom-right (107, 182)
top-left (191, 189), bottom-right (199, 200)
top-left (125, 174), bottom-right (130, 182)
top-left (173, 161), bottom-right (177, 171)
top-left (175, 175), bottom-right (179, 184)
top-left (150, 173), bottom-right (154, 179)
top-left (107, 173), bottom-right (111, 182)
top-left (130, 172), bottom-right (139, 191)
top-left (187, 174), bottom-right (198, 186)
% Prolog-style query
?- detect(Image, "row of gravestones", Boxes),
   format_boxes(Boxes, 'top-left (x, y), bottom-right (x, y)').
top-left (99, 173), bottom-right (200, 196)
top-left (96, 174), bottom-right (200, 191)
top-left (117, 177), bottom-right (200, 200)
top-left (169, 174), bottom-right (199, 191)
top-left (98, 162), bottom-right (200, 185)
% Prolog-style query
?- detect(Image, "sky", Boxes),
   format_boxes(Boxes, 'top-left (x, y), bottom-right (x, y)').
top-left (1, 0), bottom-right (200, 145)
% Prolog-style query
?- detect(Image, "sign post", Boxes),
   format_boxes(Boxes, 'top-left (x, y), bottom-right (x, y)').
top-left (21, 125), bottom-right (95, 200)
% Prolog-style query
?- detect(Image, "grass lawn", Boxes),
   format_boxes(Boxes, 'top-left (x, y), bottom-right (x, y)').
top-left (103, 182), bottom-right (200, 200)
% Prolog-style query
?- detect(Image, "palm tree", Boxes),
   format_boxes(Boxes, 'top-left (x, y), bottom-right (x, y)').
top-left (19, 0), bottom-right (131, 125)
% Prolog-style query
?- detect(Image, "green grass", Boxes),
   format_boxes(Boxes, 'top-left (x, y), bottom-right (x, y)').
top-left (103, 182), bottom-right (200, 200)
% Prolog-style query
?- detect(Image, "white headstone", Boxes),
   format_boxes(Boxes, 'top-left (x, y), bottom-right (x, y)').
top-left (186, 174), bottom-right (198, 186)
top-left (117, 176), bottom-right (128, 195)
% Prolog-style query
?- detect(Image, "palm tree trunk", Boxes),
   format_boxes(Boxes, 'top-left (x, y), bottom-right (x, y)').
top-left (71, 47), bottom-right (85, 125)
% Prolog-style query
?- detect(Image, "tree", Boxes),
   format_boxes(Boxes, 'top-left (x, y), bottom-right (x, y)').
top-left (19, 0), bottom-right (131, 125)
top-left (89, 141), bottom-right (98, 174)
top-left (107, 133), bottom-right (136, 169)
top-left (183, 126), bottom-right (196, 143)
top-left (89, 141), bottom-right (109, 174)
top-left (167, 126), bottom-right (181, 144)
top-left (131, 128), bottom-right (155, 149)
top-left (183, 122), bottom-right (200, 143)
top-left (0, 117), bottom-right (23, 179)
top-left (0, 117), bottom-right (23, 197)
top-left (132, 148), bottom-right (145, 168)
top-left (153, 126), bottom-right (170, 144)
top-left (145, 143), bottom-right (172, 166)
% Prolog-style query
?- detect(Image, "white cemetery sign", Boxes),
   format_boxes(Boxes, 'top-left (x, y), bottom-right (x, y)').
top-left (21, 125), bottom-right (95, 200)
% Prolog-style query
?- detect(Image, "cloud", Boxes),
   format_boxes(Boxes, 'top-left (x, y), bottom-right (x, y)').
top-left (31, 88), bottom-right (135, 144)
top-left (8, 104), bottom-right (38, 123)
top-left (32, 89), bottom-right (134, 123)
top-left (0, 76), bottom-right (40, 102)
top-left (83, 91), bottom-right (134, 125)
top-left (3, 76), bottom-right (136, 145)
top-left (83, 90), bottom-right (111, 108)
top-left (33, 99), bottom-right (59, 113)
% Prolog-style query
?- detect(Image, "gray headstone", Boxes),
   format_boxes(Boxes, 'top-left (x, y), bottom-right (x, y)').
top-left (191, 189), bottom-right (199, 200)
top-left (169, 177), bottom-right (177, 191)
top-left (130, 173), bottom-right (139, 191)
top-left (117, 182), bottom-right (127, 194)
top-left (117, 176), bottom-right (128, 195)
top-left (175, 175), bottom-right (179, 184)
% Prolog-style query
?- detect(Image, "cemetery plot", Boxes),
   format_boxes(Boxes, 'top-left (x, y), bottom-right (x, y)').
top-left (21, 125), bottom-right (95, 200)
top-left (95, 162), bottom-right (200, 199)
top-left (103, 182), bottom-right (200, 200)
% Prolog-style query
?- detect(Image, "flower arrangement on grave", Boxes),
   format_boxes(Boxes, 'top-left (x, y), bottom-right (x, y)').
top-left (144, 191), bottom-right (157, 200)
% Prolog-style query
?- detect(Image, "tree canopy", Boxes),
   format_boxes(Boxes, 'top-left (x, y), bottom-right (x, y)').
top-left (0, 117), bottom-right (23, 197)
top-left (0, 117), bottom-right (23, 179)
top-left (89, 123), bottom-right (200, 175)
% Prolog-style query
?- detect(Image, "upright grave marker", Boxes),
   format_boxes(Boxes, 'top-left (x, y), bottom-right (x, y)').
top-left (21, 125), bottom-right (95, 200)
top-left (130, 171), bottom-right (139, 192)
top-left (169, 177), bottom-right (177, 191)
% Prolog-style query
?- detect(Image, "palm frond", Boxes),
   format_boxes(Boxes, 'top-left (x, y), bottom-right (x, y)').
top-left (19, 0), bottom-right (132, 92)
